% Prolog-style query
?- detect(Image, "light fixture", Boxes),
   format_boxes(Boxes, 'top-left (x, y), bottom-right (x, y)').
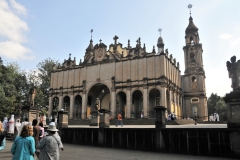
top-left (102, 89), bottom-right (104, 93)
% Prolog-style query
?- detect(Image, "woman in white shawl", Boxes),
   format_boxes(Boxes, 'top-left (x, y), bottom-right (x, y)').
top-left (2, 117), bottom-right (8, 132)
top-left (8, 115), bottom-right (15, 135)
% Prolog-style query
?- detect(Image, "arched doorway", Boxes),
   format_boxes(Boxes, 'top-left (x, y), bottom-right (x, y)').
top-left (63, 96), bottom-right (70, 113)
top-left (88, 83), bottom-right (110, 113)
top-left (52, 97), bottom-right (59, 117)
top-left (149, 89), bottom-right (161, 118)
top-left (74, 95), bottom-right (82, 119)
top-left (132, 90), bottom-right (143, 119)
top-left (116, 91), bottom-right (126, 118)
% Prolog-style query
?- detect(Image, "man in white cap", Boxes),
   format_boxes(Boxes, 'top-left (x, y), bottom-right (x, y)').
top-left (37, 125), bottom-right (63, 160)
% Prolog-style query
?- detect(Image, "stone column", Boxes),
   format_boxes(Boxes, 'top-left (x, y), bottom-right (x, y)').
top-left (81, 93), bottom-right (87, 119)
top-left (69, 94), bottom-right (74, 119)
top-left (143, 87), bottom-right (148, 118)
top-left (160, 87), bottom-right (167, 107)
top-left (154, 106), bottom-right (166, 129)
top-left (48, 96), bottom-right (53, 118)
top-left (126, 89), bottom-right (131, 118)
top-left (59, 95), bottom-right (63, 110)
top-left (110, 91), bottom-right (116, 116)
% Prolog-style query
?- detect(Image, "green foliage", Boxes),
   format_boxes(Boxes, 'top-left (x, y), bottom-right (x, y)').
top-left (0, 63), bottom-right (29, 120)
top-left (215, 98), bottom-right (227, 121)
top-left (34, 58), bottom-right (59, 112)
top-left (0, 58), bottom-right (59, 120)
top-left (207, 93), bottom-right (227, 121)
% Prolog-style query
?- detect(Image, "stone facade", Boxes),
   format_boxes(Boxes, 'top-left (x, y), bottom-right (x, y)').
top-left (48, 15), bottom-right (207, 120)
top-left (182, 16), bottom-right (208, 120)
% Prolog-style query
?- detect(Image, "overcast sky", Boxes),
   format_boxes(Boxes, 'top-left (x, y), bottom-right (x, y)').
top-left (0, 0), bottom-right (239, 98)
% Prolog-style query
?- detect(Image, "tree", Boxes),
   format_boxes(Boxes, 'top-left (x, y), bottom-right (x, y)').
top-left (207, 93), bottom-right (227, 121)
top-left (215, 98), bottom-right (227, 121)
top-left (0, 62), bottom-right (29, 120)
top-left (207, 93), bottom-right (221, 116)
top-left (35, 58), bottom-right (59, 115)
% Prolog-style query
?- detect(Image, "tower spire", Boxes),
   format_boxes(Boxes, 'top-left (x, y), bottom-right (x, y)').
top-left (90, 29), bottom-right (93, 39)
top-left (188, 4), bottom-right (193, 16)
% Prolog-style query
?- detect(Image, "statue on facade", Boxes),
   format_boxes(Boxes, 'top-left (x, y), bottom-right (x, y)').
top-left (29, 84), bottom-right (36, 106)
top-left (95, 98), bottom-right (100, 111)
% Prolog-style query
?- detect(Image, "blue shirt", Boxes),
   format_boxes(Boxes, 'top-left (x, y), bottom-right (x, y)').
top-left (11, 136), bottom-right (36, 160)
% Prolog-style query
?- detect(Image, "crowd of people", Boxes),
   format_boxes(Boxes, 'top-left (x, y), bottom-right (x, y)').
top-left (209, 113), bottom-right (220, 121)
top-left (0, 115), bottom-right (63, 160)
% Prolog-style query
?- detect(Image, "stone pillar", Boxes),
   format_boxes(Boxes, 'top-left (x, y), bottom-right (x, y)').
top-left (154, 106), bottom-right (166, 129)
top-left (69, 94), bottom-right (74, 119)
top-left (160, 87), bottom-right (167, 107)
top-left (126, 89), bottom-right (131, 118)
top-left (99, 109), bottom-right (111, 128)
top-left (143, 87), bottom-right (148, 118)
top-left (111, 91), bottom-right (116, 116)
top-left (81, 93), bottom-right (87, 119)
top-left (59, 95), bottom-right (63, 110)
top-left (48, 96), bottom-right (53, 118)
top-left (58, 110), bottom-right (68, 129)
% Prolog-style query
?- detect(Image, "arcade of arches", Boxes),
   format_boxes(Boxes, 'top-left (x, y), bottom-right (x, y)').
top-left (48, 15), bottom-right (208, 121)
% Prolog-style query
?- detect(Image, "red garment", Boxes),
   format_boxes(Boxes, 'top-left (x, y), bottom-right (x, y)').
top-left (118, 114), bottom-right (122, 120)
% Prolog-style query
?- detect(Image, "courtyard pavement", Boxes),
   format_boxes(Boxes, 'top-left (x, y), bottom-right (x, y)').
top-left (0, 140), bottom-right (232, 160)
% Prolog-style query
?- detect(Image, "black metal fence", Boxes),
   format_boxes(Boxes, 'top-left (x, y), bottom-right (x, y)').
top-left (60, 128), bottom-right (240, 159)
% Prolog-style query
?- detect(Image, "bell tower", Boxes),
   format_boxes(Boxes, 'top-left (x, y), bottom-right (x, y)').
top-left (182, 13), bottom-right (208, 120)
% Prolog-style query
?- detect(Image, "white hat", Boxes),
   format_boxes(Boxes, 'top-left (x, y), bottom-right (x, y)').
top-left (49, 122), bottom-right (56, 126)
top-left (47, 125), bottom-right (58, 131)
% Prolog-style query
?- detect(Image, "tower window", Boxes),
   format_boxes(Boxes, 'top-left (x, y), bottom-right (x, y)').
top-left (190, 52), bottom-right (195, 62)
top-left (190, 36), bottom-right (194, 46)
top-left (192, 76), bottom-right (196, 83)
top-left (191, 76), bottom-right (198, 89)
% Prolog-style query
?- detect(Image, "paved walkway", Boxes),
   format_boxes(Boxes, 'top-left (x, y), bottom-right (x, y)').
top-left (0, 140), bottom-right (232, 160)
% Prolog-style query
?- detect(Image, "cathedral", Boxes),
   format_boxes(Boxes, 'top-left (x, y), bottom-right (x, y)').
top-left (48, 15), bottom-right (208, 121)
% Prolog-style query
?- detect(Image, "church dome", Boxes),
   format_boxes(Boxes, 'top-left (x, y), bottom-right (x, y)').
top-left (185, 16), bottom-right (198, 33)
top-left (157, 36), bottom-right (164, 45)
top-left (86, 39), bottom-right (94, 51)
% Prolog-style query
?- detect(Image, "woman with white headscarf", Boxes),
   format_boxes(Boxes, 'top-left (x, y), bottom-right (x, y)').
top-left (2, 117), bottom-right (8, 132)
top-left (8, 115), bottom-right (15, 135)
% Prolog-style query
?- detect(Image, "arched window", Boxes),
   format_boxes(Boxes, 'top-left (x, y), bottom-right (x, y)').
top-left (155, 92), bottom-right (160, 106)
top-left (190, 52), bottom-right (195, 62)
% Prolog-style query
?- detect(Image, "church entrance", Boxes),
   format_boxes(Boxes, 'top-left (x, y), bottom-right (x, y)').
top-left (116, 91), bottom-right (126, 118)
top-left (132, 90), bottom-right (143, 119)
top-left (74, 95), bottom-right (82, 119)
top-left (87, 83), bottom-right (110, 113)
top-left (63, 96), bottom-right (70, 112)
top-left (52, 97), bottom-right (59, 117)
top-left (149, 89), bottom-right (161, 118)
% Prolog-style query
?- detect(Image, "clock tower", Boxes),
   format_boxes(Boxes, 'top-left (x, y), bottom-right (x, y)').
top-left (182, 15), bottom-right (208, 120)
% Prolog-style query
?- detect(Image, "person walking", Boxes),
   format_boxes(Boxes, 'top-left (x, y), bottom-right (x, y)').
top-left (2, 117), bottom-right (8, 132)
top-left (0, 121), bottom-right (7, 150)
top-left (38, 122), bottom-right (44, 141)
top-left (37, 125), bottom-right (64, 160)
top-left (11, 124), bottom-right (35, 160)
top-left (116, 113), bottom-right (123, 127)
top-left (32, 119), bottom-right (40, 158)
top-left (19, 118), bottom-right (29, 135)
top-left (15, 119), bottom-right (21, 136)
top-left (8, 115), bottom-right (15, 136)
top-left (141, 110), bottom-right (144, 118)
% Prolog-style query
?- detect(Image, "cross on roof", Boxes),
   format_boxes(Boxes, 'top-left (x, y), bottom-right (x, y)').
top-left (113, 35), bottom-right (119, 45)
